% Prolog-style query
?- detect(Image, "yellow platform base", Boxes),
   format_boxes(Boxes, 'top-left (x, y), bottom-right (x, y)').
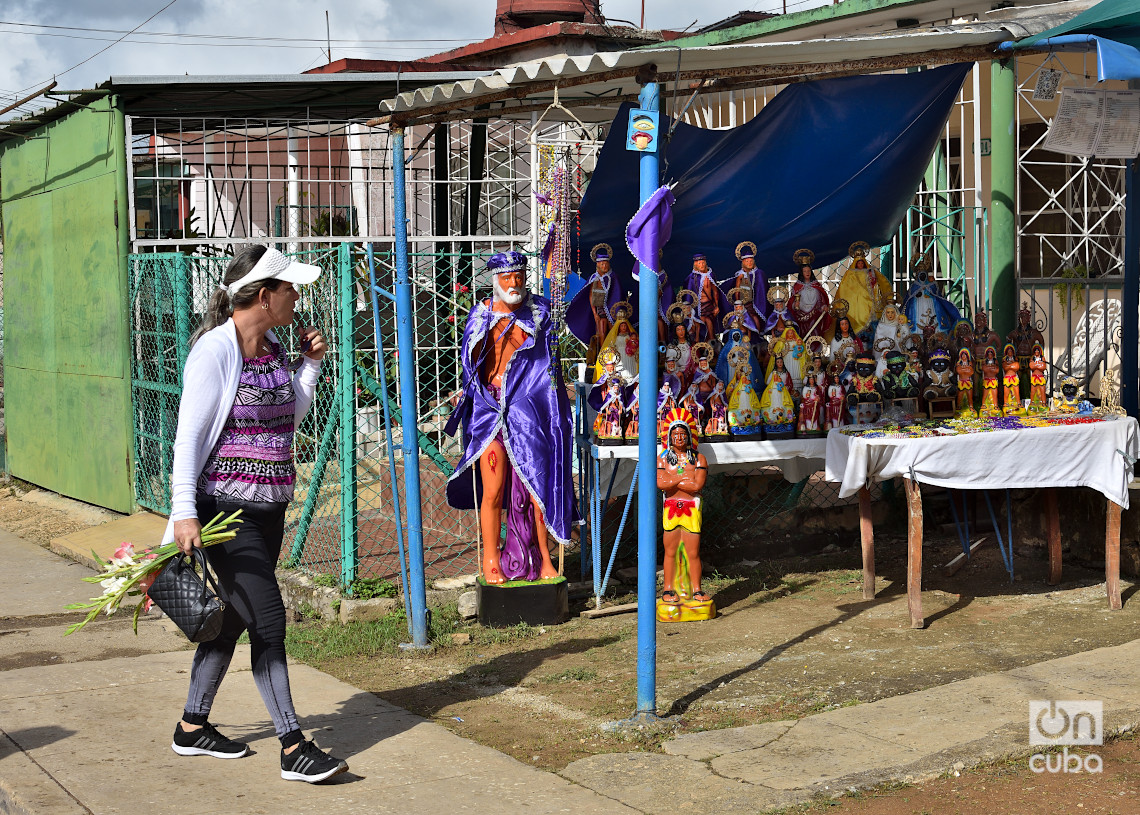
top-left (656, 597), bottom-right (716, 622)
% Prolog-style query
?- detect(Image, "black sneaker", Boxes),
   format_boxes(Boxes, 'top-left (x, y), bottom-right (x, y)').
top-left (280, 739), bottom-right (349, 783)
top-left (171, 722), bottom-right (249, 759)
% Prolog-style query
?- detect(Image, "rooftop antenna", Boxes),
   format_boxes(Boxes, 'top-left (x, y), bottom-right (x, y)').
top-left (325, 10), bottom-right (332, 64)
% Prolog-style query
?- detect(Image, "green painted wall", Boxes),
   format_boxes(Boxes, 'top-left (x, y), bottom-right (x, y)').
top-left (0, 96), bottom-right (134, 512)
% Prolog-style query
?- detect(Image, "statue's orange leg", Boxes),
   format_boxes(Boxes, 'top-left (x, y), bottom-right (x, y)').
top-left (532, 501), bottom-right (558, 579)
top-left (683, 534), bottom-right (702, 595)
top-left (478, 440), bottom-right (507, 584)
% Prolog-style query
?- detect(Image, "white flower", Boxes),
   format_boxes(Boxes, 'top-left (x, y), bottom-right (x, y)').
top-left (99, 576), bottom-right (127, 595)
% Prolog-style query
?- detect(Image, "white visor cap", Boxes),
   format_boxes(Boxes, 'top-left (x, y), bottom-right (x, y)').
top-left (226, 247), bottom-right (322, 295)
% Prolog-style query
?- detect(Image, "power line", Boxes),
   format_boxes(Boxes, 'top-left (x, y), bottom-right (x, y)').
top-left (0, 19), bottom-right (469, 45)
top-left (17, 0), bottom-right (184, 94)
top-left (0, 28), bottom-right (452, 51)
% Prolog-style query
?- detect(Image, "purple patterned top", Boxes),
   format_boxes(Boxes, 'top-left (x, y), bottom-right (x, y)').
top-left (198, 342), bottom-right (296, 503)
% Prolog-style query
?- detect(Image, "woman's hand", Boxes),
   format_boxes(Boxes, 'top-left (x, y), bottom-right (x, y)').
top-left (174, 518), bottom-right (203, 556)
top-left (299, 327), bottom-right (327, 361)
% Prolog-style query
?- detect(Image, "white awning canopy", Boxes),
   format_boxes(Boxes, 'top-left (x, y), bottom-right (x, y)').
top-left (372, 21), bottom-right (1050, 127)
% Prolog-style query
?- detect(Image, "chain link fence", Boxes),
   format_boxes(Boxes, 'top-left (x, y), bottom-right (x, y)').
top-left (130, 243), bottom-right (887, 592)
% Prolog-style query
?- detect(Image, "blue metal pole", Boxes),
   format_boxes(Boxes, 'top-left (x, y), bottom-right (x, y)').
top-left (392, 127), bottom-right (429, 647)
top-left (1122, 157), bottom-right (1138, 418)
top-left (636, 80), bottom-right (660, 716)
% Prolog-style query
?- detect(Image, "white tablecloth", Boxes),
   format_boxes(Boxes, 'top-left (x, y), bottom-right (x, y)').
top-left (585, 439), bottom-right (828, 497)
top-left (825, 416), bottom-right (1140, 509)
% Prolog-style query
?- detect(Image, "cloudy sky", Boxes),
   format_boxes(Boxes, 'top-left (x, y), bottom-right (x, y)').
top-left (0, 0), bottom-right (831, 117)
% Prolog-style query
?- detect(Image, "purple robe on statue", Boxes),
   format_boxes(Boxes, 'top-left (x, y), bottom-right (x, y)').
top-left (445, 294), bottom-right (576, 580)
top-left (565, 269), bottom-right (622, 346)
top-left (720, 266), bottom-right (771, 324)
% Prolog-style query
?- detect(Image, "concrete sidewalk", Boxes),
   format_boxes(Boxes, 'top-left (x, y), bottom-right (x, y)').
top-left (5, 526), bottom-right (1140, 814)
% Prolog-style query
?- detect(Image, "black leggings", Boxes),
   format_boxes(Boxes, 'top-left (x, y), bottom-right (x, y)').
top-left (182, 496), bottom-right (303, 748)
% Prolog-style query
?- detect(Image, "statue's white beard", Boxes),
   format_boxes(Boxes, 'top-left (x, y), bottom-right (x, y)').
top-left (493, 276), bottom-right (526, 305)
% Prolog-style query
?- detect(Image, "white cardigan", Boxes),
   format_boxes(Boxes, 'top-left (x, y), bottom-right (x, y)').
top-left (162, 319), bottom-right (323, 544)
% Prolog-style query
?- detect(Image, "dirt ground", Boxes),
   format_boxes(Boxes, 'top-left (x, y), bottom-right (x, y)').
top-left (11, 481), bottom-right (1140, 813)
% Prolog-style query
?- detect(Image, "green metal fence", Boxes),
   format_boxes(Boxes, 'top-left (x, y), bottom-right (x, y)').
top-left (129, 243), bottom-right (883, 592)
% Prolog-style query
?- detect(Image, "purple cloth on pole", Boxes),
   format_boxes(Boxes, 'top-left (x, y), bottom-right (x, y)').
top-left (445, 295), bottom-right (577, 556)
top-left (625, 185), bottom-right (674, 276)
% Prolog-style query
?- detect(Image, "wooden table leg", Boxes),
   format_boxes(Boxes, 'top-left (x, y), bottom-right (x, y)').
top-left (858, 487), bottom-right (875, 599)
top-left (1045, 488), bottom-right (1062, 586)
top-left (1107, 499), bottom-right (1123, 610)
top-left (905, 478), bottom-right (924, 629)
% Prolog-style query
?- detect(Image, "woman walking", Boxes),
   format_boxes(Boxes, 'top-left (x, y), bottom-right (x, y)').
top-left (164, 245), bottom-right (348, 783)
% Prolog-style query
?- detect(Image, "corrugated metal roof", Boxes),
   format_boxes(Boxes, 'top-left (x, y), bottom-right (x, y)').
top-left (376, 26), bottom-right (1013, 122)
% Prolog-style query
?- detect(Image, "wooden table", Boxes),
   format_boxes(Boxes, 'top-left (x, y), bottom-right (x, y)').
top-left (827, 418), bottom-right (1139, 629)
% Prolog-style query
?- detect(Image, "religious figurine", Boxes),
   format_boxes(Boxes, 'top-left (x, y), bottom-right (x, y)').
top-left (655, 256), bottom-right (674, 344)
top-left (566, 242), bottom-right (622, 361)
top-left (790, 249), bottom-right (832, 339)
top-left (1001, 343), bottom-right (1022, 416)
top-left (771, 324), bottom-right (806, 393)
top-left (593, 300), bottom-right (638, 382)
top-left (834, 241), bottom-right (893, 335)
top-left (902, 254), bottom-right (961, 334)
top-left (829, 301), bottom-right (864, 362)
top-left (657, 408), bottom-right (714, 622)
top-left (680, 384), bottom-right (705, 429)
top-left (1097, 369), bottom-right (1128, 417)
top-left (625, 388), bottom-right (639, 442)
top-left (704, 381), bottom-right (730, 441)
top-left (588, 347), bottom-right (624, 411)
top-left (445, 250), bottom-right (571, 584)
top-left (846, 353), bottom-right (883, 425)
top-left (666, 300), bottom-right (696, 389)
top-left (955, 348), bottom-right (976, 417)
top-left (1028, 342), bottom-right (1048, 414)
top-left (978, 346), bottom-right (1002, 418)
top-left (971, 311), bottom-right (1001, 399)
top-left (1055, 375), bottom-right (1086, 414)
top-left (593, 375), bottom-right (626, 445)
top-left (1007, 302), bottom-right (1046, 399)
top-left (685, 253), bottom-right (729, 345)
top-left (922, 348), bottom-right (957, 417)
top-left (797, 363), bottom-right (825, 437)
top-left (759, 356), bottom-right (796, 438)
top-left (727, 286), bottom-right (763, 335)
top-left (953, 318), bottom-right (974, 358)
top-left (723, 241), bottom-right (769, 327)
top-left (824, 362), bottom-right (847, 430)
top-left (690, 342), bottom-right (719, 407)
top-left (764, 283), bottom-right (794, 336)
top-left (872, 299), bottom-right (909, 373)
top-left (657, 382), bottom-right (678, 440)
top-left (660, 346), bottom-right (683, 401)
top-left (879, 351), bottom-right (920, 408)
top-left (729, 361), bottom-right (765, 437)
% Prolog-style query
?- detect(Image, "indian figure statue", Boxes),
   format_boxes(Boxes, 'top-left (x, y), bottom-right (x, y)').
top-left (902, 254), bottom-right (961, 334)
top-left (1028, 342), bottom-right (1048, 414)
top-left (593, 300), bottom-right (638, 382)
top-left (971, 310), bottom-right (1001, 404)
top-left (790, 248), bottom-right (833, 339)
top-left (978, 345), bottom-right (1002, 418)
top-left (592, 374), bottom-right (626, 444)
top-left (825, 363), bottom-right (848, 430)
top-left (722, 241), bottom-right (770, 327)
top-left (759, 356), bottom-right (795, 429)
top-left (1001, 343), bottom-right (1022, 416)
top-left (657, 409), bottom-right (715, 622)
top-left (729, 361), bottom-right (765, 435)
top-left (955, 348), bottom-right (976, 417)
top-left (845, 353), bottom-right (883, 425)
top-left (684, 253), bottom-right (729, 345)
top-left (796, 363), bottom-right (825, 437)
top-left (1007, 302), bottom-right (1046, 400)
top-left (834, 240), bottom-right (893, 335)
top-left (445, 250), bottom-right (573, 584)
top-left (922, 348), bottom-right (957, 402)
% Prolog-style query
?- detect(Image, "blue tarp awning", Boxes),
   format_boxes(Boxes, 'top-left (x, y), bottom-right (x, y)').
top-left (1003, 0), bottom-right (1140, 81)
top-left (572, 63), bottom-right (971, 292)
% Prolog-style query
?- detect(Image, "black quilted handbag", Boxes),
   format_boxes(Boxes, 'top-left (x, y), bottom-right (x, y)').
top-left (148, 548), bottom-right (226, 643)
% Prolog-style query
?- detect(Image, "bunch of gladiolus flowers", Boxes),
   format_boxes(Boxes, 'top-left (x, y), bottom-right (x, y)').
top-left (64, 510), bottom-right (242, 635)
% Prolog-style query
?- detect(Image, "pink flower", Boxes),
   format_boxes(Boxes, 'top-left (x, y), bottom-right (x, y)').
top-left (447, 315), bottom-right (455, 323)
top-left (113, 542), bottom-right (134, 560)
top-left (454, 283), bottom-right (469, 293)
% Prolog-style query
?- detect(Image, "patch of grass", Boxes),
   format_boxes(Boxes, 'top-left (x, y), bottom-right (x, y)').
top-left (313, 573), bottom-right (338, 589)
top-left (541, 667), bottom-right (598, 683)
top-left (477, 576), bottom-right (566, 589)
top-left (285, 604), bottom-right (463, 663)
top-left (475, 620), bottom-right (540, 644)
top-left (297, 601), bottom-right (320, 619)
top-left (350, 576), bottom-right (399, 599)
